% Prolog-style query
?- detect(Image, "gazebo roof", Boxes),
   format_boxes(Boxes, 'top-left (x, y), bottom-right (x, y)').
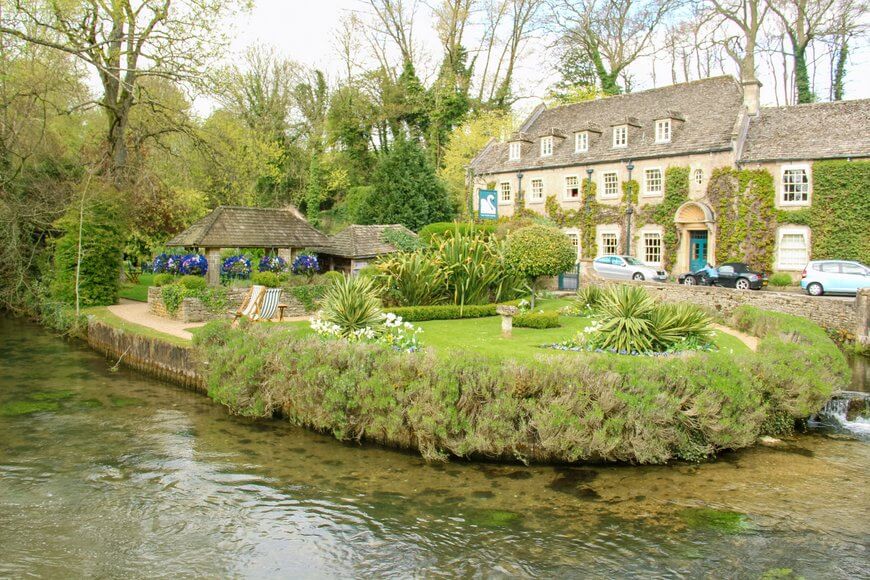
top-left (311, 224), bottom-right (416, 259)
top-left (166, 206), bottom-right (329, 248)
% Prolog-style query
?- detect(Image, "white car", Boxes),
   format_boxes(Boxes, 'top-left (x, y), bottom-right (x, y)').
top-left (592, 255), bottom-right (668, 282)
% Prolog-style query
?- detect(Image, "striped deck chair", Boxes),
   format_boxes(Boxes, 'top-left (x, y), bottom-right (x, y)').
top-left (231, 285), bottom-right (266, 323)
top-left (252, 287), bottom-right (282, 321)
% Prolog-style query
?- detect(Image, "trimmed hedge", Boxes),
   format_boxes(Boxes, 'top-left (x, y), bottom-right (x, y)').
top-left (388, 304), bottom-right (498, 321)
top-left (418, 222), bottom-right (497, 243)
top-left (194, 307), bottom-right (845, 464)
top-left (514, 311), bottom-right (561, 329)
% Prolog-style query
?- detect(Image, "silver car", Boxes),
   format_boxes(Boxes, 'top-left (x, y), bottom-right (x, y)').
top-left (801, 260), bottom-right (870, 296)
top-left (592, 255), bottom-right (668, 282)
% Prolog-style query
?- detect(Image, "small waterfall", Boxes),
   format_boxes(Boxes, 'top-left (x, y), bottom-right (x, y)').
top-left (811, 391), bottom-right (870, 437)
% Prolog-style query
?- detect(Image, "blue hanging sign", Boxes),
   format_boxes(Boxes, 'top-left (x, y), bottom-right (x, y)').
top-left (478, 189), bottom-right (498, 220)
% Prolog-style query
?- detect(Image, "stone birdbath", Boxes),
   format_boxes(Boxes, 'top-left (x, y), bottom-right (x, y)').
top-left (496, 305), bottom-right (519, 338)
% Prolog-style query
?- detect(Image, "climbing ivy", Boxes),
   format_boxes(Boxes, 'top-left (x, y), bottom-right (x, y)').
top-left (802, 159), bottom-right (869, 263)
top-left (646, 167), bottom-right (690, 270)
top-left (707, 167), bottom-right (777, 271)
top-left (621, 179), bottom-right (639, 205)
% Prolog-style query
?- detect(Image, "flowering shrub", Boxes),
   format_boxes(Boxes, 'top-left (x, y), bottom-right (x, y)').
top-left (309, 311), bottom-right (422, 353)
top-left (179, 254), bottom-right (208, 276)
top-left (291, 254), bottom-right (319, 279)
top-left (222, 255), bottom-right (252, 279)
top-left (258, 255), bottom-right (287, 273)
top-left (153, 253), bottom-right (207, 276)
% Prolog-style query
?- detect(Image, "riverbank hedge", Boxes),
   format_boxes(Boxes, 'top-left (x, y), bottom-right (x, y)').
top-left (193, 307), bottom-right (847, 464)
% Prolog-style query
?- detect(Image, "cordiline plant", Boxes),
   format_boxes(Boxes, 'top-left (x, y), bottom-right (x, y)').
top-left (433, 231), bottom-right (505, 311)
top-left (595, 285), bottom-right (657, 353)
top-left (376, 251), bottom-right (447, 306)
top-left (319, 275), bottom-right (384, 337)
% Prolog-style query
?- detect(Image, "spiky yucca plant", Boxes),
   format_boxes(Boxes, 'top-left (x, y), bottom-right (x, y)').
top-left (320, 275), bottom-right (384, 337)
top-left (648, 303), bottom-right (713, 350)
top-left (595, 285), bottom-right (658, 353)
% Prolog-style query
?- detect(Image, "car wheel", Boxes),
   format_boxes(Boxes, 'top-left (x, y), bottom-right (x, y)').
top-left (735, 278), bottom-right (750, 290)
top-left (632, 272), bottom-right (645, 281)
top-left (683, 275), bottom-right (696, 286)
top-left (807, 282), bottom-right (823, 296)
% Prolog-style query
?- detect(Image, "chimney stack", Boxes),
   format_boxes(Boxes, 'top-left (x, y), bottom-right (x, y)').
top-left (742, 79), bottom-right (762, 116)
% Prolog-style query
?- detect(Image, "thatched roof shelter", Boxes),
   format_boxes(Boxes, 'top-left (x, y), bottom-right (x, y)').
top-left (166, 206), bottom-right (328, 249)
top-left (311, 224), bottom-right (416, 259)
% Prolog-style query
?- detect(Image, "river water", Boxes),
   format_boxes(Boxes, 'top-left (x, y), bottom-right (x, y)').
top-left (1, 317), bottom-right (868, 578)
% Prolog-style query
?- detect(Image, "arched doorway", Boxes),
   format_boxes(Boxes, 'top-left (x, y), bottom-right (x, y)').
top-left (674, 202), bottom-right (716, 274)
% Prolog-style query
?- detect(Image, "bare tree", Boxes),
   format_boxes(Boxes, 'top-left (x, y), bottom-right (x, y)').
top-left (826, 0), bottom-right (867, 100)
top-left (0, 0), bottom-right (245, 183)
top-left (549, 0), bottom-right (680, 95)
top-left (707, 0), bottom-right (769, 83)
top-left (368, 0), bottom-right (419, 66)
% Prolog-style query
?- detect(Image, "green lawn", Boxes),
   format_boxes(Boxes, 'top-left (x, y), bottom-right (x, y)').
top-left (83, 305), bottom-right (192, 347)
top-left (278, 297), bottom-right (750, 362)
top-left (118, 273), bottom-right (154, 302)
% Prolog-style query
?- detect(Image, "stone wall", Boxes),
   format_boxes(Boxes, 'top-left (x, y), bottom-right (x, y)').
top-left (578, 265), bottom-right (863, 335)
top-left (87, 320), bottom-right (205, 392)
top-left (147, 286), bottom-right (310, 323)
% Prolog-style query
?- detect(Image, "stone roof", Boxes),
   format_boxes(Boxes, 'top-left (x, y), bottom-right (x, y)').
top-left (740, 99), bottom-right (870, 162)
top-left (470, 76), bottom-right (744, 174)
top-left (312, 224), bottom-right (417, 259)
top-left (166, 206), bottom-right (329, 248)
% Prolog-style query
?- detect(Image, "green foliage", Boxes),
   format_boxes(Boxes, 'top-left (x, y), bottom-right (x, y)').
top-left (769, 273), bottom-right (793, 287)
top-left (305, 154), bottom-right (326, 226)
top-left (251, 271), bottom-right (281, 288)
top-left (341, 186), bottom-right (376, 224)
top-left (418, 221), bottom-right (496, 243)
top-left (433, 231), bottom-right (520, 308)
top-left (595, 285), bottom-right (657, 352)
top-left (285, 284), bottom-right (327, 312)
top-left (365, 138), bottom-right (455, 231)
top-left (573, 285), bottom-right (605, 313)
top-left (377, 251), bottom-right (447, 306)
top-left (381, 227), bottom-right (422, 252)
top-left (621, 179), bottom-right (639, 204)
top-left (319, 275), bottom-right (384, 336)
top-left (646, 167), bottom-right (690, 270)
top-left (387, 303), bottom-right (498, 321)
top-left (647, 303), bottom-right (713, 348)
top-left (195, 307), bottom-right (840, 463)
top-left (801, 160), bottom-right (870, 264)
top-left (707, 168), bottom-right (777, 271)
top-left (514, 311), bottom-right (561, 329)
top-left (322, 271), bottom-right (344, 284)
top-left (505, 225), bottom-right (576, 281)
top-left (153, 273), bottom-right (176, 287)
top-left (178, 275), bottom-right (207, 290)
top-left (50, 187), bottom-right (126, 308)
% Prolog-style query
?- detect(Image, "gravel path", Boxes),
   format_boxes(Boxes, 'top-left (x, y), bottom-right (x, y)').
top-left (712, 323), bottom-right (759, 351)
top-left (108, 300), bottom-right (205, 340)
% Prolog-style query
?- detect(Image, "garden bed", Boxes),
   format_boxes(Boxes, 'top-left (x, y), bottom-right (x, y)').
top-left (194, 306), bottom-right (848, 465)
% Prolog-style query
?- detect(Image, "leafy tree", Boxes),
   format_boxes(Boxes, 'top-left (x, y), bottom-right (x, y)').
top-left (50, 183), bottom-right (126, 309)
top-left (366, 138), bottom-right (455, 231)
top-left (505, 225), bottom-right (576, 307)
top-left (306, 155), bottom-right (325, 226)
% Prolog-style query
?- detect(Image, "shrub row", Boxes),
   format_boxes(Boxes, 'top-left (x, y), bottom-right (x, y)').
top-left (418, 221), bottom-right (497, 243)
top-left (514, 311), bottom-right (561, 329)
top-left (387, 304), bottom-right (499, 321)
top-left (194, 307), bottom-right (846, 464)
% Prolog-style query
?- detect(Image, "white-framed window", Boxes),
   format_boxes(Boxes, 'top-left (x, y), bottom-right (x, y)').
top-left (509, 142), bottom-right (521, 161)
top-left (776, 226), bottom-right (810, 270)
top-left (655, 119), bottom-right (671, 143)
top-left (499, 181), bottom-right (512, 203)
top-left (565, 230), bottom-right (581, 262)
top-left (601, 172), bottom-right (619, 198)
top-left (781, 165), bottom-right (810, 205)
top-left (644, 168), bottom-right (663, 196)
top-left (693, 168), bottom-right (703, 186)
top-left (612, 125), bottom-right (627, 148)
top-left (541, 136), bottom-right (553, 157)
top-left (564, 175), bottom-right (580, 200)
top-left (575, 131), bottom-right (588, 153)
top-left (642, 233), bottom-right (662, 265)
top-left (600, 233), bottom-right (618, 256)
top-left (530, 178), bottom-right (544, 202)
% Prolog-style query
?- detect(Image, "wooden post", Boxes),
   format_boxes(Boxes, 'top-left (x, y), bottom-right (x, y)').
top-left (496, 305), bottom-right (518, 338)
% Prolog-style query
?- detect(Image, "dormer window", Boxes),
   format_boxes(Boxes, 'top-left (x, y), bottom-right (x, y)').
top-left (509, 142), bottom-right (521, 161)
top-left (613, 125), bottom-right (627, 148)
top-left (655, 119), bottom-right (671, 143)
top-left (575, 131), bottom-right (588, 153)
top-left (540, 136), bottom-right (554, 157)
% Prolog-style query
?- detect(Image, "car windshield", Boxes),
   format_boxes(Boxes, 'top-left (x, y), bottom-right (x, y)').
top-left (623, 257), bottom-right (644, 266)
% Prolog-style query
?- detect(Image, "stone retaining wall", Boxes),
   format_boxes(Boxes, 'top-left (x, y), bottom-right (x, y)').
top-left (87, 320), bottom-right (205, 392)
top-left (579, 265), bottom-right (866, 339)
top-left (147, 286), bottom-right (310, 323)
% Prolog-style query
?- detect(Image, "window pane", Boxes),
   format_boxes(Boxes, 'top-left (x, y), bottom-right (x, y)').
top-left (565, 176), bottom-right (580, 199)
top-left (841, 263), bottom-right (864, 275)
top-left (499, 182), bottom-right (511, 202)
top-left (694, 168), bottom-right (703, 185)
top-left (779, 233), bottom-right (807, 267)
top-left (601, 233), bottom-right (618, 255)
top-left (603, 172), bottom-right (618, 197)
top-left (643, 233), bottom-right (661, 264)
top-left (782, 169), bottom-right (809, 202)
top-left (530, 179), bottom-right (543, 200)
top-left (645, 169), bottom-right (662, 194)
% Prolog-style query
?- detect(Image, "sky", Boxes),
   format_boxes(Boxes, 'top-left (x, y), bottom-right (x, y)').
top-left (218, 0), bottom-right (870, 118)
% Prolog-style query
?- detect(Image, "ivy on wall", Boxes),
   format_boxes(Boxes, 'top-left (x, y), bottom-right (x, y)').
top-left (803, 159), bottom-right (869, 264)
top-left (707, 167), bottom-right (777, 271)
top-left (643, 167), bottom-right (689, 270)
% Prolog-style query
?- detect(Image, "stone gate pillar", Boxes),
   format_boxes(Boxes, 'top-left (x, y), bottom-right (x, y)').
top-left (206, 247), bottom-right (221, 286)
top-left (857, 288), bottom-right (870, 346)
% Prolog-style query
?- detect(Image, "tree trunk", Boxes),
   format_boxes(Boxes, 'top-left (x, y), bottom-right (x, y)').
top-left (833, 40), bottom-right (848, 101)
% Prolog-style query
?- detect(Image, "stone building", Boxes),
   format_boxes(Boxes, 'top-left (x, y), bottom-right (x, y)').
top-left (469, 76), bottom-right (870, 275)
top-left (166, 206), bottom-right (329, 285)
top-left (311, 224), bottom-right (417, 275)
